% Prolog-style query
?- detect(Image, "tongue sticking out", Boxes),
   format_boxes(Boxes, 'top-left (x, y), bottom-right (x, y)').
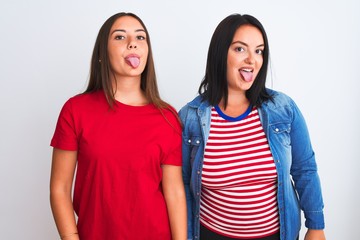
top-left (125, 56), bottom-right (140, 68)
top-left (240, 70), bottom-right (253, 82)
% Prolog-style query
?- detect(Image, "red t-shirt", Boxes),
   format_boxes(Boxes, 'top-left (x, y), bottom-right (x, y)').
top-left (51, 91), bottom-right (182, 240)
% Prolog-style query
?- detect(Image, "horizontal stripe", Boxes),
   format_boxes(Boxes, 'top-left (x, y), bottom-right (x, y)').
top-left (202, 157), bottom-right (274, 169)
top-left (202, 190), bottom-right (277, 208)
top-left (200, 107), bottom-right (279, 238)
top-left (207, 131), bottom-right (266, 144)
top-left (201, 196), bottom-right (278, 214)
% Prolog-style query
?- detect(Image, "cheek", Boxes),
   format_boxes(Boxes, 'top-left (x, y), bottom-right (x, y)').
top-left (108, 47), bottom-right (121, 61)
top-left (140, 46), bottom-right (149, 62)
top-left (143, 48), bottom-right (149, 60)
top-left (256, 57), bottom-right (263, 71)
top-left (109, 54), bottom-right (123, 70)
top-left (227, 53), bottom-right (239, 66)
top-left (107, 53), bottom-right (117, 69)
top-left (227, 60), bottom-right (238, 77)
top-left (143, 50), bottom-right (149, 61)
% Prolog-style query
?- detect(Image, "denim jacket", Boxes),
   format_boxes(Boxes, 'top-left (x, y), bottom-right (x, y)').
top-left (179, 89), bottom-right (325, 240)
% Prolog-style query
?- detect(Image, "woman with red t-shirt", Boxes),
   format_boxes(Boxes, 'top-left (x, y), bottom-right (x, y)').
top-left (50, 12), bottom-right (187, 240)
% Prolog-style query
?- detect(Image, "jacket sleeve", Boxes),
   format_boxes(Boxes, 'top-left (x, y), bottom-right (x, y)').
top-left (179, 106), bottom-right (194, 240)
top-left (289, 100), bottom-right (325, 229)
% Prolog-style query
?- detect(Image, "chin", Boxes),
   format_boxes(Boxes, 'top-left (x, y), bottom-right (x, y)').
top-left (238, 82), bottom-right (254, 90)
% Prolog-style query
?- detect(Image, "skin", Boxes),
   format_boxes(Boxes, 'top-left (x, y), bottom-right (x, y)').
top-left (50, 149), bottom-right (78, 240)
top-left (50, 16), bottom-right (187, 240)
top-left (305, 229), bottom-right (326, 240)
top-left (162, 165), bottom-right (187, 240)
top-left (220, 24), bottom-right (326, 240)
top-left (108, 16), bottom-right (149, 106)
top-left (220, 24), bottom-right (264, 116)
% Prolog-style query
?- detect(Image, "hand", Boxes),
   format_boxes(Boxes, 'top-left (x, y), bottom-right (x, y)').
top-left (304, 229), bottom-right (325, 240)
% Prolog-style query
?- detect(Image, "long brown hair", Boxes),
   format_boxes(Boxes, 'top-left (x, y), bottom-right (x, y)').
top-left (85, 12), bottom-right (169, 109)
top-left (84, 12), bottom-right (181, 131)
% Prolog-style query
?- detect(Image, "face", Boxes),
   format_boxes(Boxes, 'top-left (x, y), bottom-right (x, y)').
top-left (226, 24), bottom-right (264, 93)
top-left (107, 16), bottom-right (149, 79)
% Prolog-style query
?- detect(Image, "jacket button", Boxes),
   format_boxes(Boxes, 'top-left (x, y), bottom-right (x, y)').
top-left (197, 171), bottom-right (200, 174)
top-left (196, 140), bottom-right (200, 144)
top-left (188, 139), bottom-right (191, 143)
top-left (275, 128), bottom-right (279, 132)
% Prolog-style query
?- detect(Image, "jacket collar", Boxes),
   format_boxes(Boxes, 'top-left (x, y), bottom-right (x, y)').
top-left (187, 95), bottom-right (211, 110)
top-left (187, 88), bottom-right (278, 110)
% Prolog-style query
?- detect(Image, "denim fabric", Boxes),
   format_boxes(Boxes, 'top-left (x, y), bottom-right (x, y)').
top-left (179, 89), bottom-right (325, 240)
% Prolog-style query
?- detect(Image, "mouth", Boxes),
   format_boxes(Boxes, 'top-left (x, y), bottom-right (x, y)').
top-left (239, 68), bottom-right (254, 82)
top-left (125, 54), bottom-right (140, 69)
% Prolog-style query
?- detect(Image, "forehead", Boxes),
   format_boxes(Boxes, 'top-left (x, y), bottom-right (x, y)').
top-left (232, 24), bottom-right (264, 44)
top-left (110, 16), bottom-right (145, 31)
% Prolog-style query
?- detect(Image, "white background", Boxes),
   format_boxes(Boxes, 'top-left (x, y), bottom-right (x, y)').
top-left (1, 0), bottom-right (359, 239)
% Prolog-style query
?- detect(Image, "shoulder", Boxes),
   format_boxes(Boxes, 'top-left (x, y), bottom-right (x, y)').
top-left (67, 91), bottom-right (104, 105)
top-left (261, 89), bottom-right (305, 123)
top-left (178, 95), bottom-right (209, 119)
top-left (63, 91), bottom-right (106, 111)
top-left (160, 105), bottom-right (182, 133)
top-left (263, 88), bottom-right (297, 109)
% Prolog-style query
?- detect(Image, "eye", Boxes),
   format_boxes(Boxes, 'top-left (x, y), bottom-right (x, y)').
top-left (235, 47), bottom-right (245, 52)
top-left (136, 35), bottom-right (146, 40)
top-left (114, 35), bottom-right (125, 40)
top-left (256, 49), bottom-right (264, 55)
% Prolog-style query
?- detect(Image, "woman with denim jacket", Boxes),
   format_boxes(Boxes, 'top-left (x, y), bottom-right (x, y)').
top-left (179, 14), bottom-right (325, 240)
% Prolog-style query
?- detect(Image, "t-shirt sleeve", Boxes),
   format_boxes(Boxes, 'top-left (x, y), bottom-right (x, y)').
top-left (161, 109), bottom-right (182, 166)
top-left (162, 142), bottom-right (182, 166)
top-left (50, 98), bottom-right (78, 151)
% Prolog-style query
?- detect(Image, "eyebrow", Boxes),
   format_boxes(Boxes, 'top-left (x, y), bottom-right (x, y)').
top-left (232, 41), bottom-right (264, 48)
top-left (111, 29), bottom-right (146, 35)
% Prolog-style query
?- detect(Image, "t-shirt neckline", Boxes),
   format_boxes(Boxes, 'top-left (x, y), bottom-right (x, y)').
top-left (214, 104), bottom-right (253, 122)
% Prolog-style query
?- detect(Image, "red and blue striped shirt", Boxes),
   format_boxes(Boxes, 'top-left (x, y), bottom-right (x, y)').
top-left (200, 107), bottom-right (279, 239)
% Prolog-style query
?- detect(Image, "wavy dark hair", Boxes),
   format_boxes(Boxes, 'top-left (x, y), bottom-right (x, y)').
top-left (84, 12), bottom-right (169, 109)
top-left (198, 13), bottom-right (273, 108)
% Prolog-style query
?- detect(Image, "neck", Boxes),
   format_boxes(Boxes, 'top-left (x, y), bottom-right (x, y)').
top-left (219, 90), bottom-right (250, 117)
top-left (112, 76), bottom-right (148, 106)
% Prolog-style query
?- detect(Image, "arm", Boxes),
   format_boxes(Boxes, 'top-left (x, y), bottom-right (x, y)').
top-left (304, 229), bottom-right (326, 240)
top-left (289, 100), bottom-right (325, 230)
top-left (162, 165), bottom-right (187, 240)
top-left (182, 151), bottom-right (194, 240)
top-left (50, 148), bottom-right (79, 240)
top-left (179, 106), bottom-right (195, 240)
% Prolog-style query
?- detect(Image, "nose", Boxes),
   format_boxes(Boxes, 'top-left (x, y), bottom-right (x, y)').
top-left (127, 40), bottom-right (137, 49)
top-left (244, 52), bottom-right (255, 64)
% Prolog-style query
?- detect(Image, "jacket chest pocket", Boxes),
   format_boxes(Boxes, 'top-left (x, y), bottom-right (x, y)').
top-left (270, 122), bottom-right (291, 146)
top-left (184, 135), bottom-right (202, 167)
